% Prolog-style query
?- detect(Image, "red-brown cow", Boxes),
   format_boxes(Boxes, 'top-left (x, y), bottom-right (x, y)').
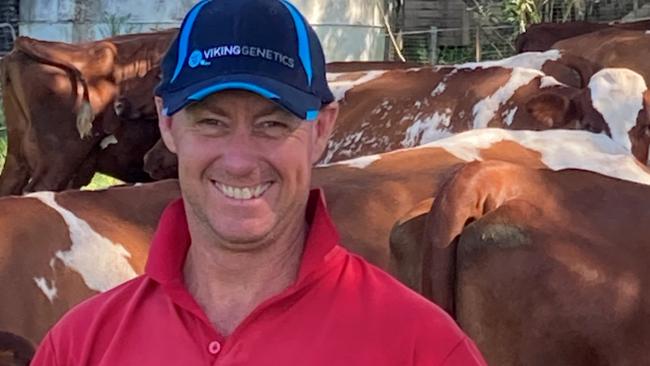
top-left (0, 29), bottom-right (176, 195)
top-left (515, 19), bottom-right (650, 53)
top-left (406, 160), bottom-right (650, 365)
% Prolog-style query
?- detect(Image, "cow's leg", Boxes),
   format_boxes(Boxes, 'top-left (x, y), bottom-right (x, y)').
top-left (0, 152), bottom-right (30, 196)
top-left (22, 126), bottom-right (100, 192)
top-left (0, 81), bottom-right (31, 196)
top-left (67, 152), bottom-right (98, 189)
top-left (0, 130), bottom-right (31, 196)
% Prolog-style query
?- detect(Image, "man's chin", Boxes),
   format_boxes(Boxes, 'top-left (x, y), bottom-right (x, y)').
top-left (212, 226), bottom-right (275, 251)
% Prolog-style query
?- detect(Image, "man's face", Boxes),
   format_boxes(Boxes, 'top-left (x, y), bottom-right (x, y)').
top-left (157, 91), bottom-right (337, 251)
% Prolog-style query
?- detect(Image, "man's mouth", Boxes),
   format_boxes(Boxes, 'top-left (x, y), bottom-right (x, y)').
top-left (213, 182), bottom-right (272, 200)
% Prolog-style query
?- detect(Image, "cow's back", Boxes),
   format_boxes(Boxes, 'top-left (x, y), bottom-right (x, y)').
top-left (0, 180), bottom-right (180, 345)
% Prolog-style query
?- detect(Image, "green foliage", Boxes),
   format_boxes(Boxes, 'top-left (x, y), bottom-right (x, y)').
top-left (504, 0), bottom-right (542, 32)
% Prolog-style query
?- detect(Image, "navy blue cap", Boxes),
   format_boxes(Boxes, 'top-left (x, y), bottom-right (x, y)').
top-left (155, 0), bottom-right (335, 121)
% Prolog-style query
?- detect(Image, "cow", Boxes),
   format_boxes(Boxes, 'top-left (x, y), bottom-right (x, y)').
top-left (143, 50), bottom-right (605, 179)
top-left (515, 19), bottom-right (650, 53)
top-left (0, 180), bottom-right (181, 347)
top-left (4, 129), bottom-right (649, 349)
top-left (553, 28), bottom-right (650, 83)
top-left (401, 160), bottom-right (650, 365)
top-left (0, 29), bottom-right (176, 195)
top-left (318, 128), bottom-right (650, 271)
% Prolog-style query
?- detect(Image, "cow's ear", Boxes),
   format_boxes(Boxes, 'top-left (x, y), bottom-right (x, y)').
top-left (525, 92), bottom-right (577, 128)
top-left (156, 97), bottom-right (177, 153)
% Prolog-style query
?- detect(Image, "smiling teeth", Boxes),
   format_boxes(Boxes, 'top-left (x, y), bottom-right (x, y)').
top-left (218, 183), bottom-right (271, 200)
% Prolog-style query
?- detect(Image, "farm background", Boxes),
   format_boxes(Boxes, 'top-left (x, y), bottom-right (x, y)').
top-left (0, 0), bottom-right (649, 188)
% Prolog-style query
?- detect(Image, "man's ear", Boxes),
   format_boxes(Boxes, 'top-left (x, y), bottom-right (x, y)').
top-left (156, 96), bottom-right (178, 154)
top-left (311, 101), bottom-right (339, 164)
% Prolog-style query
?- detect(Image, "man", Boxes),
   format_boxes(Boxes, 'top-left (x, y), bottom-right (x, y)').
top-left (32, 0), bottom-right (487, 364)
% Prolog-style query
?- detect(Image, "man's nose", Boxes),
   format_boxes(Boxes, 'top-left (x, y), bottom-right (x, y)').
top-left (220, 129), bottom-right (259, 177)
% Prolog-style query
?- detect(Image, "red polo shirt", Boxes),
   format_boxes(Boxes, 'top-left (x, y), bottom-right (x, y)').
top-left (32, 190), bottom-right (486, 365)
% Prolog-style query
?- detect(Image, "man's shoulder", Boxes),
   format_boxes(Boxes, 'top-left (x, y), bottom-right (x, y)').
top-left (343, 252), bottom-right (458, 323)
top-left (49, 275), bottom-right (152, 337)
top-left (336, 252), bottom-right (483, 363)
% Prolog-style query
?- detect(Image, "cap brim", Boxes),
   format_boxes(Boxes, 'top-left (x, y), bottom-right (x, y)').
top-left (159, 74), bottom-right (322, 121)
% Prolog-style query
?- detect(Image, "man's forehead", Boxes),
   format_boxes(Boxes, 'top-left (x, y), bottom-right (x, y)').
top-left (186, 90), bottom-right (294, 118)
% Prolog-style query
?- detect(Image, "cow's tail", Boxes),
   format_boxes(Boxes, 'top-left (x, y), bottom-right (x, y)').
top-left (423, 161), bottom-right (532, 316)
top-left (0, 331), bottom-right (35, 366)
top-left (14, 36), bottom-right (94, 139)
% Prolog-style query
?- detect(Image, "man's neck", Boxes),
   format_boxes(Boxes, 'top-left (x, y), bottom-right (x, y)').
top-left (182, 223), bottom-right (306, 337)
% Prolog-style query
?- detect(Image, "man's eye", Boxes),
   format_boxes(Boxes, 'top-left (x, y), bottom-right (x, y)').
top-left (198, 119), bottom-right (226, 127)
top-left (259, 121), bottom-right (289, 129)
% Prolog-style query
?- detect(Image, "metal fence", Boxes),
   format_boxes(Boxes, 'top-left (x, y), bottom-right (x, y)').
top-left (387, 24), bottom-right (518, 65)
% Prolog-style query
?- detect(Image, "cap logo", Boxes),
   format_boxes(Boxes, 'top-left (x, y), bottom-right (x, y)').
top-left (189, 50), bottom-right (211, 68)
top-left (187, 44), bottom-right (295, 69)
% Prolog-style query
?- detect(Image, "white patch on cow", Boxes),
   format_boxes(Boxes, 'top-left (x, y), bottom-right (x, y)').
top-left (33, 277), bottom-right (57, 303)
top-left (646, 30), bottom-right (650, 35)
top-left (540, 76), bottom-right (565, 88)
top-left (455, 50), bottom-right (562, 71)
top-left (100, 135), bottom-right (118, 150)
top-left (472, 68), bottom-right (544, 129)
top-left (417, 128), bottom-right (650, 185)
top-left (327, 70), bottom-right (387, 101)
top-left (27, 192), bottom-right (138, 292)
top-left (504, 107), bottom-right (518, 126)
top-left (431, 82), bottom-right (447, 97)
top-left (589, 68), bottom-right (647, 151)
top-left (328, 155), bottom-right (382, 169)
top-left (49, 258), bottom-right (56, 270)
top-left (401, 111), bottom-right (453, 147)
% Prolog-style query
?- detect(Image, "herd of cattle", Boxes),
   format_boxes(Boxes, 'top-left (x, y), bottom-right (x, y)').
top-left (1, 19), bottom-right (650, 365)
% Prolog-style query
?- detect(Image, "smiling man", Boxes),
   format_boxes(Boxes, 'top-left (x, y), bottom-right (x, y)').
top-left (31, 0), bottom-right (486, 365)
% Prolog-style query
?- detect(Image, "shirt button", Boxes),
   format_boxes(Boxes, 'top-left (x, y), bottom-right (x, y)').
top-left (208, 340), bottom-right (222, 355)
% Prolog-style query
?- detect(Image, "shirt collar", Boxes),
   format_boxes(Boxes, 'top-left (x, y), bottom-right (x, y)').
top-left (145, 189), bottom-right (342, 285)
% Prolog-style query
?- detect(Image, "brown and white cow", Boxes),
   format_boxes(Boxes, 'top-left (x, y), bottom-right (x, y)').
top-left (405, 160), bottom-right (650, 365)
top-left (319, 128), bottom-right (650, 271)
top-left (515, 19), bottom-right (650, 53)
top-left (0, 180), bottom-right (180, 346)
top-left (5, 129), bottom-right (649, 349)
top-left (0, 29), bottom-right (176, 195)
top-left (143, 50), bottom-right (604, 179)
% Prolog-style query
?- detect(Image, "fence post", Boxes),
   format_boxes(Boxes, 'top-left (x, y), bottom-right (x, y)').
top-left (429, 26), bottom-right (438, 65)
top-left (475, 24), bottom-right (481, 62)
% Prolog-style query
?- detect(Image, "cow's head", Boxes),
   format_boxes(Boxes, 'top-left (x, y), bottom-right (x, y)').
top-left (143, 138), bottom-right (178, 180)
top-left (114, 68), bottom-right (161, 121)
top-left (524, 68), bottom-right (650, 164)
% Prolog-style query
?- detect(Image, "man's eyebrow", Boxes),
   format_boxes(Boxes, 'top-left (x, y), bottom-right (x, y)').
top-left (253, 104), bottom-right (295, 119)
top-left (186, 103), bottom-right (227, 116)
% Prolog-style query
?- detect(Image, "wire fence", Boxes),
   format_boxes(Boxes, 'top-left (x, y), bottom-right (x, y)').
top-left (386, 24), bottom-right (518, 65)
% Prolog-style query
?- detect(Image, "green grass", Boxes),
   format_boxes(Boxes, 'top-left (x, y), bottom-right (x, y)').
top-left (81, 173), bottom-right (124, 191)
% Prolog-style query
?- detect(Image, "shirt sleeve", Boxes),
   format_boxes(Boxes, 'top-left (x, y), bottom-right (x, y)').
top-left (30, 333), bottom-right (60, 366)
top-left (440, 337), bottom-right (488, 366)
